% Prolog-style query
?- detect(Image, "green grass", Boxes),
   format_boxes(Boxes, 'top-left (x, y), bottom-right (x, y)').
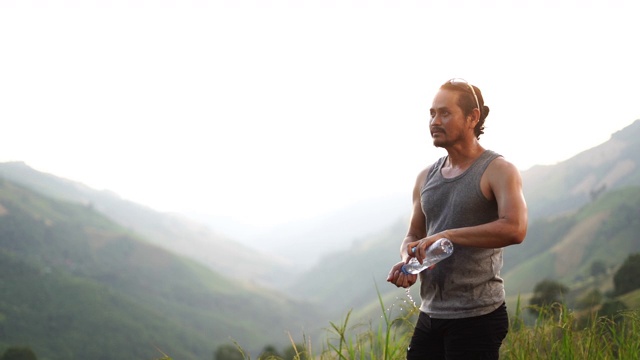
top-left (503, 302), bottom-right (640, 359)
top-left (232, 295), bottom-right (640, 360)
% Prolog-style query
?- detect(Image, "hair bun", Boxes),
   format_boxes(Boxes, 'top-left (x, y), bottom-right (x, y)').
top-left (483, 105), bottom-right (490, 118)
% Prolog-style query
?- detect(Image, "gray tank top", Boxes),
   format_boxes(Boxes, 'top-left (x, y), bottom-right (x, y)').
top-left (419, 150), bottom-right (504, 319)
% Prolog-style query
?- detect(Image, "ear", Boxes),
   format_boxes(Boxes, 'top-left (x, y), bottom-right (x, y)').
top-left (468, 108), bottom-right (481, 127)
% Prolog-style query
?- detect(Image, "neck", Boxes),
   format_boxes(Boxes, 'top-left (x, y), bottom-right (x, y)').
top-left (444, 141), bottom-right (485, 169)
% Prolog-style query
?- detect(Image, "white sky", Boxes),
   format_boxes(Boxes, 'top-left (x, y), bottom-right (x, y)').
top-left (1, 0), bottom-right (639, 227)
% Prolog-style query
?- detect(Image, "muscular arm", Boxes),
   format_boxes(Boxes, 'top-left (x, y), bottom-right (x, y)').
top-left (409, 158), bottom-right (528, 262)
top-left (386, 166), bottom-right (430, 288)
top-left (400, 167), bottom-right (429, 260)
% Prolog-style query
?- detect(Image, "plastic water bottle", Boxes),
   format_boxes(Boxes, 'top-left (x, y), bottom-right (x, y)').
top-left (401, 238), bottom-right (454, 275)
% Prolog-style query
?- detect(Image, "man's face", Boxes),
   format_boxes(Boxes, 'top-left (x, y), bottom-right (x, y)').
top-left (429, 89), bottom-right (471, 148)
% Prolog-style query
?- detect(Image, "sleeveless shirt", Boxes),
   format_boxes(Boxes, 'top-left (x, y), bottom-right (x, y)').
top-left (419, 150), bottom-right (504, 319)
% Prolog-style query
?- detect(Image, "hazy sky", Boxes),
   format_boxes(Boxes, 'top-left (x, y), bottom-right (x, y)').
top-left (1, 0), bottom-right (639, 227)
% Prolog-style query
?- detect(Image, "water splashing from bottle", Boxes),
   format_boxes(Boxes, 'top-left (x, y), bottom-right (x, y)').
top-left (405, 288), bottom-right (418, 309)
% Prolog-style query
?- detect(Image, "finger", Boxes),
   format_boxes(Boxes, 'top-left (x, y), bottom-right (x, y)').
top-left (395, 274), bottom-right (403, 286)
top-left (391, 269), bottom-right (398, 283)
top-left (399, 274), bottom-right (411, 288)
top-left (386, 268), bottom-right (395, 281)
top-left (417, 245), bottom-right (426, 263)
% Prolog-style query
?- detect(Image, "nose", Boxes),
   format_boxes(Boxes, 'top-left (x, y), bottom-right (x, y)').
top-left (429, 113), bottom-right (440, 126)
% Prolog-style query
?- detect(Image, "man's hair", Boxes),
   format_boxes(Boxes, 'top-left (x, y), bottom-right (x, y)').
top-left (440, 81), bottom-right (490, 139)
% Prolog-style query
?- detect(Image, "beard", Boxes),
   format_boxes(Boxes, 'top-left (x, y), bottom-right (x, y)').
top-left (431, 133), bottom-right (451, 148)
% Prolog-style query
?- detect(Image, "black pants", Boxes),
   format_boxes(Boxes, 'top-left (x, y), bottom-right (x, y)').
top-left (406, 303), bottom-right (508, 360)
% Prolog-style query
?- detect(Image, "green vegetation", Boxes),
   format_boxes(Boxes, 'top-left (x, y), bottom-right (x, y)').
top-left (2, 122), bottom-right (640, 359)
top-left (0, 347), bottom-right (38, 360)
top-left (218, 296), bottom-right (639, 360)
top-left (613, 254), bottom-right (640, 296)
top-left (0, 179), bottom-right (324, 359)
top-left (222, 251), bottom-right (640, 360)
top-left (285, 220), bottom-right (415, 320)
top-left (528, 279), bottom-right (569, 316)
top-left (0, 161), bottom-right (288, 287)
top-left (502, 305), bottom-right (640, 359)
top-left (502, 187), bottom-right (640, 297)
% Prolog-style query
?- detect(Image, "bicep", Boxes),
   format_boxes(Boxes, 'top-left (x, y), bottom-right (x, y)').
top-left (489, 160), bottom-right (528, 231)
top-left (406, 168), bottom-right (429, 239)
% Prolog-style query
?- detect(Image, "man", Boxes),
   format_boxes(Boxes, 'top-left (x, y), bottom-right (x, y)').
top-left (386, 79), bottom-right (528, 359)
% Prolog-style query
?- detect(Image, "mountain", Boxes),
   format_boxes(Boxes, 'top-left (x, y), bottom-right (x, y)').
top-left (2, 118), bottom-right (639, 357)
top-left (0, 162), bottom-right (291, 288)
top-left (502, 186), bottom-right (640, 296)
top-left (235, 193), bottom-right (410, 267)
top-left (502, 119), bottom-right (640, 288)
top-left (287, 184), bottom-right (640, 322)
top-left (285, 219), bottom-right (410, 317)
top-left (238, 118), bottom-right (640, 277)
top-left (0, 178), bottom-right (325, 359)
top-left (520, 119), bottom-right (640, 220)
top-left (284, 119), bottom-right (640, 318)
top-left (0, 161), bottom-right (411, 290)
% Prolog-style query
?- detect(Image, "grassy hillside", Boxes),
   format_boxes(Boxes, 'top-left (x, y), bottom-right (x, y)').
top-left (503, 186), bottom-right (640, 297)
top-left (288, 185), bottom-right (640, 326)
top-left (619, 288), bottom-right (640, 309)
top-left (290, 120), bottom-right (640, 320)
top-left (521, 119), bottom-right (640, 220)
top-left (2, 121), bottom-right (639, 359)
top-left (0, 250), bottom-right (211, 360)
top-left (287, 219), bottom-right (422, 321)
top-left (0, 162), bottom-right (290, 288)
top-left (0, 179), bottom-right (325, 359)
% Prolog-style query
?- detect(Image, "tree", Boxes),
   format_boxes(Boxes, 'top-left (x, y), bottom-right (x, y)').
top-left (575, 289), bottom-right (602, 310)
top-left (612, 253), bottom-right (640, 296)
top-left (258, 345), bottom-right (281, 360)
top-left (214, 344), bottom-right (244, 360)
top-left (598, 299), bottom-right (628, 318)
top-left (528, 279), bottom-right (569, 316)
top-left (589, 260), bottom-right (607, 277)
top-left (0, 347), bottom-right (38, 360)
top-left (282, 344), bottom-right (308, 360)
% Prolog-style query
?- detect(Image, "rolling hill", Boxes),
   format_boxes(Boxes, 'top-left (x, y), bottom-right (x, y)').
top-left (0, 179), bottom-right (325, 359)
top-left (2, 119), bottom-right (639, 358)
top-left (521, 119), bottom-right (640, 220)
top-left (0, 161), bottom-right (292, 289)
top-left (502, 186), bottom-right (640, 296)
top-left (286, 119), bottom-right (640, 319)
top-left (289, 186), bottom-right (640, 324)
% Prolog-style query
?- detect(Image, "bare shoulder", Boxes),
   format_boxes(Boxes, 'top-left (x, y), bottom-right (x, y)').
top-left (481, 156), bottom-right (523, 200)
top-left (487, 156), bottom-right (521, 179)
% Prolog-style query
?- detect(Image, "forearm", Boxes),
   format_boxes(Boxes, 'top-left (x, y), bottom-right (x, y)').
top-left (400, 234), bottom-right (420, 261)
top-left (441, 217), bottom-right (527, 248)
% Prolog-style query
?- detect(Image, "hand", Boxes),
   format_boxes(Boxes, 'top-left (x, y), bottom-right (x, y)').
top-left (406, 236), bottom-right (437, 265)
top-left (386, 261), bottom-right (418, 288)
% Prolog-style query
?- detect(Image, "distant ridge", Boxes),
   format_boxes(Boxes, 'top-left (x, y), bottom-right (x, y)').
top-left (0, 177), bottom-right (325, 358)
top-left (2, 118), bottom-right (640, 321)
top-left (0, 161), bottom-right (291, 287)
top-left (281, 119), bottom-right (640, 318)
top-left (521, 119), bottom-right (640, 220)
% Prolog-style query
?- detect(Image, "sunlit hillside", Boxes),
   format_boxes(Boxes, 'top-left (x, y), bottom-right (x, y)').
top-left (1, 121), bottom-right (640, 359)
top-left (0, 179), bottom-right (325, 359)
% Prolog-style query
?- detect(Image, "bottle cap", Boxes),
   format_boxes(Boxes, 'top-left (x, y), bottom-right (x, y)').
top-left (400, 265), bottom-right (411, 275)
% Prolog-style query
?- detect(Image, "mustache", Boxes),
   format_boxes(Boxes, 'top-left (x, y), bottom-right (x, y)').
top-left (430, 126), bottom-right (445, 134)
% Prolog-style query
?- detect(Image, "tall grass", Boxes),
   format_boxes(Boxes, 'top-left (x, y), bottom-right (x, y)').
top-left (321, 285), bottom-right (417, 360)
top-left (502, 301), bottom-right (640, 359)
top-left (233, 294), bottom-right (640, 360)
